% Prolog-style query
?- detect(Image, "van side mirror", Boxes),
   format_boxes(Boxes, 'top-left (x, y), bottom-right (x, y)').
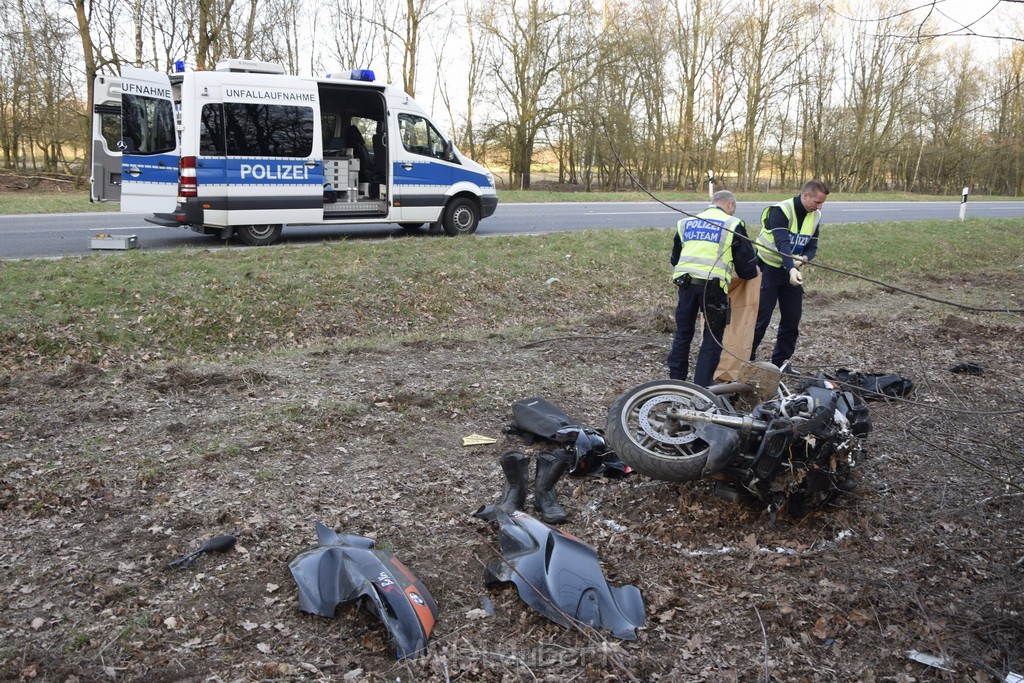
top-left (443, 140), bottom-right (455, 162)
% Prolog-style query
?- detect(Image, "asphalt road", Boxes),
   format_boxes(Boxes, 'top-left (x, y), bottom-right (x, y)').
top-left (2, 199), bottom-right (1023, 260)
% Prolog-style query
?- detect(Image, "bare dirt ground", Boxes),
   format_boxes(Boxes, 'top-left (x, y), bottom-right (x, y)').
top-left (1, 284), bottom-right (1023, 682)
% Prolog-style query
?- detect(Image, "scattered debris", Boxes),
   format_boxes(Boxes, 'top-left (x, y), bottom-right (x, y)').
top-left (834, 369), bottom-right (915, 400)
top-left (166, 534), bottom-right (237, 569)
top-left (462, 433), bottom-right (497, 446)
top-left (288, 521), bottom-right (437, 659)
top-left (3, 303), bottom-right (1021, 679)
top-left (907, 649), bottom-right (953, 672)
top-left (950, 362), bottom-right (985, 376)
top-left (507, 396), bottom-right (628, 478)
top-left (473, 504), bottom-right (645, 640)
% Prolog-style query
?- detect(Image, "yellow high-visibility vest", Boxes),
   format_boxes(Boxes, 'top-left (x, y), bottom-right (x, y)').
top-left (673, 206), bottom-right (741, 293)
top-left (755, 198), bottom-right (820, 268)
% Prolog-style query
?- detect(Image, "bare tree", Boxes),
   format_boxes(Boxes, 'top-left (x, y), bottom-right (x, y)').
top-left (366, 0), bottom-right (446, 96)
top-left (551, 0), bottom-right (607, 188)
top-left (796, 17), bottom-right (839, 183)
top-left (441, 0), bottom-right (490, 158)
top-left (897, 0), bottom-right (1024, 43)
top-left (478, 0), bottom-right (597, 189)
top-left (625, 0), bottom-right (675, 190)
top-left (0, 0), bottom-right (31, 168)
top-left (731, 0), bottom-right (817, 191)
top-left (324, 0), bottom-right (382, 72)
top-left (2, 0), bottom-right (81, 172)
top-left (11, 0), bottom-right (1024, 199)
top-left (836, 1), bottom-right (934, 192)
top-left (670, 0), bottom-right (725, 190)
top-left (918, 46), bottom-right (987, 193)
top-left (195, 0), bottom-right (237, 68)
top-left (987, 40), bottom-right (1024, 194)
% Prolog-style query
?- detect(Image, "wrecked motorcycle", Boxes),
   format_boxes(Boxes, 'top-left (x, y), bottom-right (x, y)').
top-left (605, 374), bottom-right (872, 519)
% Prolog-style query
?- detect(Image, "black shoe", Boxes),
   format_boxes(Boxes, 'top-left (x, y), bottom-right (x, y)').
top-left (496, 451), bottom-right (530, 513)
top-left (534, 451), bottom-right (571, 524)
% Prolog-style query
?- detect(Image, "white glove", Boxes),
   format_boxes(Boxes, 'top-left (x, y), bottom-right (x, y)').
top-left (792, 253), bottom-right (808, 265)
top-left (789, 267), bottom-right (804, 286)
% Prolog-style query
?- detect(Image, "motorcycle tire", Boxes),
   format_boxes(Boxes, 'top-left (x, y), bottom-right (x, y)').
top-left (606, 379), bottom-right (729, 483)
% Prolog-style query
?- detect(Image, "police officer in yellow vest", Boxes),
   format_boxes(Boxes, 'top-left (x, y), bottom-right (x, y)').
top-left (668, 190), bottom-right (757, 386)
top-left (750, 179), bottom-right (829, 371)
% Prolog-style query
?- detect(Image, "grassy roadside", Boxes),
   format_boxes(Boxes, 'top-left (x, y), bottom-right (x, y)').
top-left (1, 218), bottom-right (1021, 371)
top-left (0, 188), bottom-right (1018, 215)
top-left (0, 192), bottom-right (118, 215)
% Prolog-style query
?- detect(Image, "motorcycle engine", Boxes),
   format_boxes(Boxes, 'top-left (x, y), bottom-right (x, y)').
top-left (745, 381), bottom-right (868, 517)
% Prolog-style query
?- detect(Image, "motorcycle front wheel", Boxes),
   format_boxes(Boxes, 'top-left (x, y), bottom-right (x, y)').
top-left (606, 380), bottom-right (727, 483)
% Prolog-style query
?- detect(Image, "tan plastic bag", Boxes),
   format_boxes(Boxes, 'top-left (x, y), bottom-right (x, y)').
top-left (714, 273), bottom-right (761, 382)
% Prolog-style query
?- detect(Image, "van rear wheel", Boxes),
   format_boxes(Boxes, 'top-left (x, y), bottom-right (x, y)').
top-left (235, 224), bottom-right (283, 246)
top-left (442, 198), bottom-right (479, 236)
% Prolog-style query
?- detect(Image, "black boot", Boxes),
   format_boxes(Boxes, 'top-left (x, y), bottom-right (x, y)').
top-left (496, 451), bottom-right (530, 514)
top-left (534, 450), bottom-right (571, 524)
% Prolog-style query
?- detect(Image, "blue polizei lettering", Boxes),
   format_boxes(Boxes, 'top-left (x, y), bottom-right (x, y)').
top-left (793, 234), bottom-right (811, 247)
top-left (230, 160), bottom-right (319, 186)
top-left (683, 217), bottom-right (723, 243)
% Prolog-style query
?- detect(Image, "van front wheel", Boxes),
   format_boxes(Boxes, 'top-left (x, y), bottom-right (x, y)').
top-left (235, 224), bottom-right (283, 246)
top-left (442, 198), bottom-right (479, 236)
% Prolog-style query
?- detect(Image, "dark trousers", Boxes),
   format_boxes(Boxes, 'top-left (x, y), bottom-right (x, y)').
top-left (751, 264), bottom-right (803, 367)
top-left (667, 280), bottom-right (728, 386)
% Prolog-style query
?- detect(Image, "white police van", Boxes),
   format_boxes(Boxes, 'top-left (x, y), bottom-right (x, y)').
top-left (90, 59), bottom-right (498, 245)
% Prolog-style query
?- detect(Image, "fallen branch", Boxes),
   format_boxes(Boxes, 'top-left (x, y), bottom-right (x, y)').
top-left (0, 172), bottom-right (76, 186)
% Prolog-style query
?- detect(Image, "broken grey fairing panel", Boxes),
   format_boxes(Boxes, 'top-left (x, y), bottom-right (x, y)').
top-left (473, 504), bottom-right (645, 640)
top-left (288, 521), bottom-right (437, 659)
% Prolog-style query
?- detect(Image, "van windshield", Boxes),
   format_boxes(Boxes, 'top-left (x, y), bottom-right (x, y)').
top-left (121, 94), bottom-right (176, 155)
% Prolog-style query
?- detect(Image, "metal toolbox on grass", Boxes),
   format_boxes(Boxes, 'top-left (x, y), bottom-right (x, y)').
top-left (90, 234), bottom-right (139, 250)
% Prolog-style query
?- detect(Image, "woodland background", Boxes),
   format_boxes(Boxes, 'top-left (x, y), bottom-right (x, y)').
top-left (2, 0), bottom-right (1023, 194)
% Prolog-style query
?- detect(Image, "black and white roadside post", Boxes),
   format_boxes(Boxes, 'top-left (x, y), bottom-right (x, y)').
top-left (959, 185), bottom-right (969, 222)
top-left (707, 170), bottom-right (715, 201)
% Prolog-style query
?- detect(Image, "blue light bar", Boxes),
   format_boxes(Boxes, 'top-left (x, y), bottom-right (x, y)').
top-left (173, 59), bottom-right (186, 73)
top-left (350, 69), bottom-right (375, 82)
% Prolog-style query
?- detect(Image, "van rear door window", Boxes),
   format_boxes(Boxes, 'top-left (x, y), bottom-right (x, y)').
top-left (224, 104), bottom-right (314, 157)
top-left (95, 105), bottom-right (121, 152)
top-left (121, 94), bottom-right (176, 154)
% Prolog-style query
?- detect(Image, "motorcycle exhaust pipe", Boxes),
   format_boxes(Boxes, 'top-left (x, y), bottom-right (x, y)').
top-left (707, 381), bottom-right (756, 396)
